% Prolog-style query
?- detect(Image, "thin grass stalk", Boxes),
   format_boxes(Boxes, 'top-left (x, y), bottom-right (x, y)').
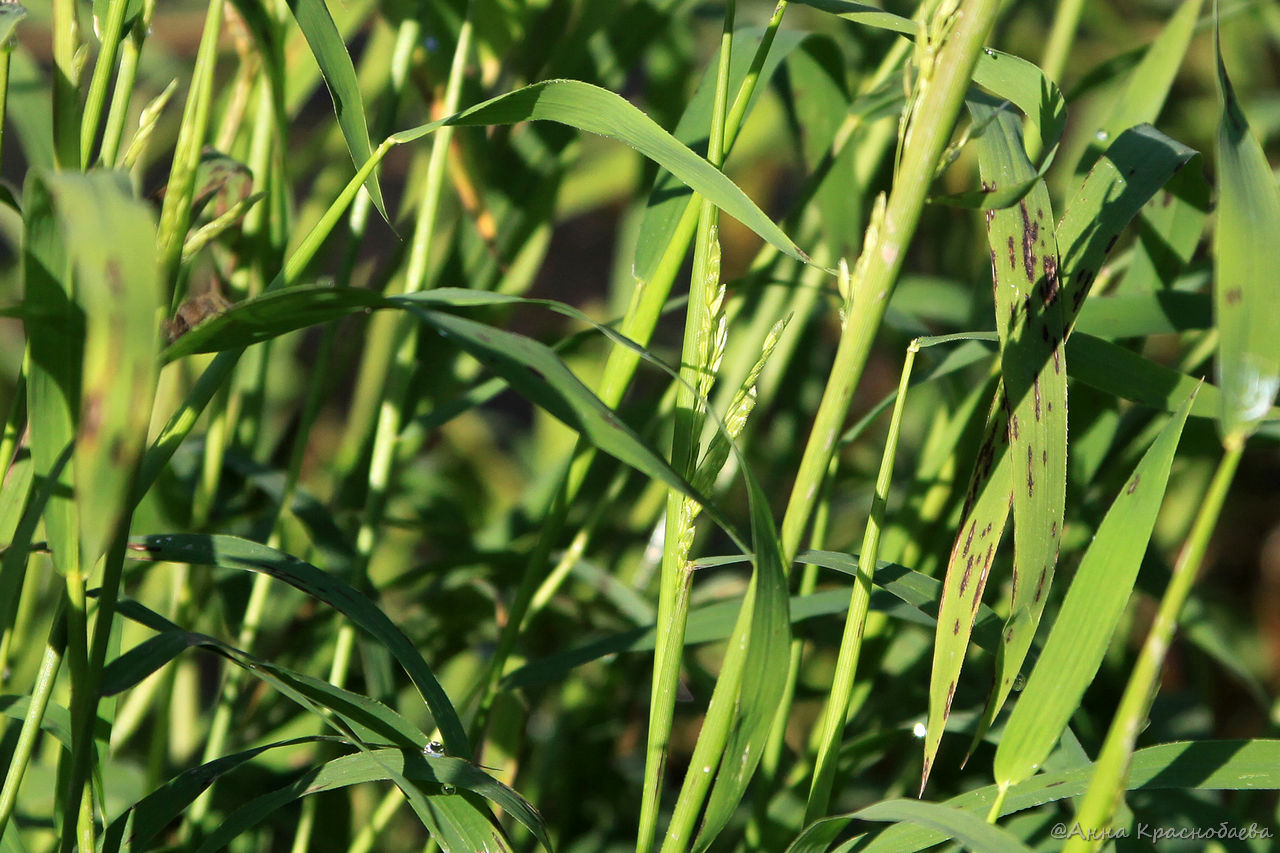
top-left (1056, 443), bottom-right (1242, 850)
top-left (805, 340), bottom-right (916, 821)
top-left (747, 457), bottom-right (834, 847)
top-left (155, 0), bottom-right (226, 298)
top-left (58, 552), bottom-right (92, 850)
top-left (98, 5), bottom-right (149, 169)
top-left (640, 4), bottom-right (735, 849)
top-left (80, 0), bottom-right (132, 166)
top-left (465, 2), bottom-right (792, 747)
top-left (348, 786), bottom-right (406, 853)
top-left (316, 9), bottom-right (474, 782)
top-left (0, 606), bottom-right (64, 838)
top-left (0, 31), bottom-right (13, 167)
top-left (52, 0), bottom-right (81, 169)
top-left (776, 0), bottom-right (1000, 568)
top-left (183, 31), bottom-right (294, 826)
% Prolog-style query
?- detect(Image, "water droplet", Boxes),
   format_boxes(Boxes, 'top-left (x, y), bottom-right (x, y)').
top-left (1095, 129), bottom-right (1109, 142)
top-left (983, 48), bottom-right (996, 56)
top-left (912, 721), bottom-right (928, 738)
top-left (440, 783), bottom-right (456, 795)
top-left (422, 740), bottom-right (445, 757)
top-left (1013, 673), bottom-right (1027, 692)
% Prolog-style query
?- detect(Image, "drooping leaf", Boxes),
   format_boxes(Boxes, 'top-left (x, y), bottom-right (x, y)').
top-left (789, 798), bottom-right (1035, 853)
top-left (193, 748), bottom-right (549, 853)
top-left (124, 534), bottom-right (470, 755)
top-left (285, 0), bottom-right (387, 219)
top-left (391, 80), bottom-right (818, 270)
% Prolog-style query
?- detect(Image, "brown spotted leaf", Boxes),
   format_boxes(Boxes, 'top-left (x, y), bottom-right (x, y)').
top-left (972, 100), bottom-right (1068, 745)
top-left (922, 389), bottom-right (1012, 789)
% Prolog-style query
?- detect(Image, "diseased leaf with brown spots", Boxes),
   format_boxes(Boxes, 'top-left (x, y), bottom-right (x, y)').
top-left (923, 390), bottom-right (1012, 789)
top-left (971, 99), bottom-right (1068, 747)
top-left (923, 120), bottom-right (1198, 787)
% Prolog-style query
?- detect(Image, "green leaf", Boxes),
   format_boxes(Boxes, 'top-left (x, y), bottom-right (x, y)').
top-left (20, 170), bottom-right (81, 574)
top-left (1067, 332), bottom-right (1280, 421)
top-left (103, 597), bottom-right (428, 751)
top-left (391, 80), bottom-right (818, 270)
top-left (1056, 126), bottom-right (1198, 330)
top-left (791, 798), bottom-right (1034, 853)
top-left (1117, 164), bottom-right (1212, 294)
top-left (195, 749), bottom-right (549, 853)
top-left (970, 99), bottom-right (1068, 746)
top-left (56, 170), bottom-right (162, 565)
top-left (846, 740), bottom-right (1280, 853)
top-left (1212, 19), bottom-right (1280, 443)
top-left (922, 390), bottom-right (1012, 786)
top-left (924, 122), bottom-right (1201, 786)
top-left (1074, 291), bottom-right (1211, 338)
top-left (693, 474), bottom-right (791, 851)
top-left (124, 534), bottom-right (469, 756)
top-left (100, 736), bottom-right (348, 853)
top-left (993, 388), bottom-right (1196, 788)
top-left (286, 0), bottom-right (387, 219)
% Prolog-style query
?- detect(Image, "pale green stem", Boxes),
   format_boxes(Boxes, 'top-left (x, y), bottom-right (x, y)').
top-left (156, 0), bottom-right (226, 297)
top-left (639, 3), bottom-right (736, 849)
top-left (52, 0), bottom-right (81, 169)
top-left (0, 610), bottom-right (64, 838)
top-left (805, 342), bottom-right (916, 821)
top-left (1060, 443), bottom-right (1242, 849)
top-left (777, 0), bottom-right (1001, 568)
top-left (335, 7), bottom-right (474, 704)
top-left (466, 5), bottom-right (794, 750)
top-left (80, 0), bottom-right (132, 165)
top-left (98, 25), bottom-right (144, 168)
top-left (348, 786), bottom-right (405, 853)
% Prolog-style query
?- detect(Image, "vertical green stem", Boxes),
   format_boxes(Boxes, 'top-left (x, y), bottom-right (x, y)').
top-left (0, 41), bottom-right (12, 167)
top-left (466, 4), bottom-right (793, 749)
top-left (0, 608), bottom-right (65, 838)
top-left (51, 0), bottom-right (81, 169)
top-left (777, 0), bottom-right (1000, 568)
top-left (155, 0), bottom-right (226, 296)
top-left (332, 0), bottom-right (474, 746)
top-left (1060, 443), bottom-right (1242, 850)
top-left (805, 341), bottom-right (916, 821)
top-left (80, 0), bottom-right (132, 165)
top-left (639, 4), bottom-right (735, 851)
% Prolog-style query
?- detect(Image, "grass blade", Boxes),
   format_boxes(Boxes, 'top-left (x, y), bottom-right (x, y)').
top-left (793, 798), bottom-right (1035, 853)
top-left (969, 99), bottom-right (1068, 746)
top-left (286, 0), bottom-right (387, 219)
top-left (1211, 14), bottom-right (1280, 445)
top-left (993, 387), bottom-right (1196, 789)
top-left (194, 749), bottom-right (548, 853)
top-left (124, 534), bottom-right (470, 756)
top-left (390, 80), bottom-right (819, 270)
top-left (849, 739), bottom-right (1280, 853)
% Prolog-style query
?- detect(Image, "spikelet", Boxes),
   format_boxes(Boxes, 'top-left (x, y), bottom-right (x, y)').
top-left (695, 227), bottom-right (726, 402)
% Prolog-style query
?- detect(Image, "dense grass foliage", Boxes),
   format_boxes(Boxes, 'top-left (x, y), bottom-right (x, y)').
top-left (1, 0), bottom-right (1278, 851)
